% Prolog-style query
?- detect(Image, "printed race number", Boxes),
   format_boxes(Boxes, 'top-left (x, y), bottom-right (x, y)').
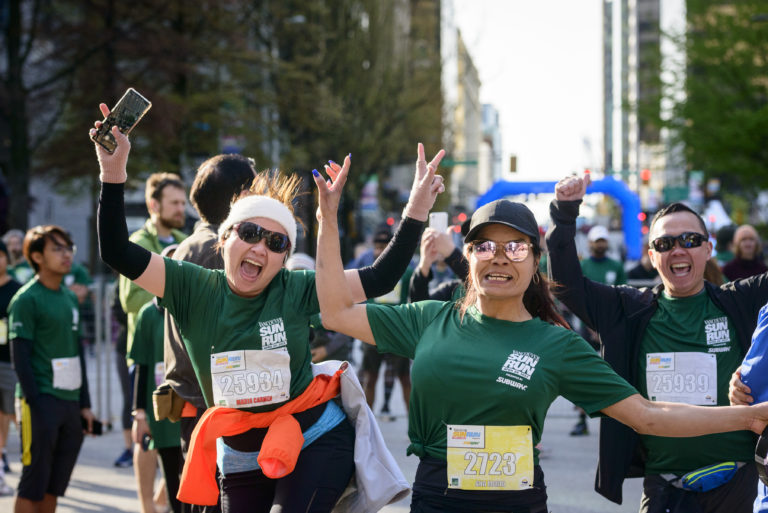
top-left (210, 349), bottom-right (290, 408)
top-left (646, 352), bottom-right (716, 405)
top-left (649, 373), bottom-right (709, 394)
top-left (217, 370), bottom-right (285, 396)
top-left (447, 424), bottom-right (533, 490)
top-left (463, 451), bottom-right (516, 476)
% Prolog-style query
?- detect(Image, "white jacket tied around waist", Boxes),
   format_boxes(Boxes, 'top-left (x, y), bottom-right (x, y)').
top-left (311, 360), bottom-right (410, 512)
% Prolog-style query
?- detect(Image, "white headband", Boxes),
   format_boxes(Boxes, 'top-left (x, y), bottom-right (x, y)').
top-left (218, 195), bottom-right (297, 254)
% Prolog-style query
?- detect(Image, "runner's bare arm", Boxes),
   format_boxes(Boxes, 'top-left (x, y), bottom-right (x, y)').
top-left (314, 157), bottom-right (376, 344)
top-left (602, 393), bottom-right (768, 436)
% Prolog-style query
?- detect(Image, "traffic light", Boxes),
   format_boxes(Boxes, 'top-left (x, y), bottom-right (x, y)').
top-left (640, 168), bottom-right (651, 184)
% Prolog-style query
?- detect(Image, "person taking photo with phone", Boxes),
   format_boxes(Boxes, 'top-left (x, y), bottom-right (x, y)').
top-left (9, 225), bottom-right (96, 513)
top-left (91, 102), bottom-right (444, 513)
top-left (313, 162), bottom-right (768, 513)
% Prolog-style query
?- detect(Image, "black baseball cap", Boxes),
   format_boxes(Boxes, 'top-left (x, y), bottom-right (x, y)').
top-left (464, 200), bottom-right (539, 244)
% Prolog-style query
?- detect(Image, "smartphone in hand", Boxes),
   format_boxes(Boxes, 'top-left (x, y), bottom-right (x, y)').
top-left (429, 212), bottom-right (448, 233)
top-left (141, 433), bottom-right (152, 451)
top-left (81, 416), bottom-right (103, 435)
top-left (91, 88), bottom-right (152, 153)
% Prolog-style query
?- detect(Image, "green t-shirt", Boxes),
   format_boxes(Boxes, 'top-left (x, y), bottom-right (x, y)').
top-left (8, 278), bottom-right (82, 401)
top-left (580, 257), bottom-right (626, 285)
top-left (159, 259), bottom-right (319, 412)
top-left (638, 291), bottom-right (754, 475)
top-left (128, 302), bottom-right (181, 449)
top-left (366, 301), bottom-right (638, 464)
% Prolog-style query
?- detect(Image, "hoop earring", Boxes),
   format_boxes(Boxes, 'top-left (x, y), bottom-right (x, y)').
top-left (532, 272), bottom-right (541, 285)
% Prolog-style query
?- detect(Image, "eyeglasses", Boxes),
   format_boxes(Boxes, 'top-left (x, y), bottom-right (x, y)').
top-left (650, 232), bottom-right (707, 253)
top-left (233, 222), bottom-right (291, 253)
top-left (51, 243), bottom-right (76, 255)
top-left (470, 240), bottom-right (533, 262)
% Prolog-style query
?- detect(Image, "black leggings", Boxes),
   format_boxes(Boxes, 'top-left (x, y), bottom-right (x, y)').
top-left (158, 446), bottom-right (183, 513)
top-left (218, 418), bottom-right (355, 513)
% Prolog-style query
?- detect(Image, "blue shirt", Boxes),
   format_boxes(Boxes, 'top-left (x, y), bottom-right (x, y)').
top-left (740, 303), bottom-right (768, 512)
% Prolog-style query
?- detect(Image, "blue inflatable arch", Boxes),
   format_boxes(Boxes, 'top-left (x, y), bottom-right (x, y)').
top-left (475, 176), bottom-right (643, 260)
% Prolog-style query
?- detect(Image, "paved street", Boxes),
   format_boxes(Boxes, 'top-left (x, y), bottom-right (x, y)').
top-left (0, 348), bottom-right (642, 511)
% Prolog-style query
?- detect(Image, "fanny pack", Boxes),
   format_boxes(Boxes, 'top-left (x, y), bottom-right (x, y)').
top-left (662, 461), bottom-right (744, 493)
top-left (152, 382), bottom-right (185, 423)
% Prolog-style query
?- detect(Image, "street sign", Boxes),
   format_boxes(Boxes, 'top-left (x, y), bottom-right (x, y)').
top-left (441, 158), bottom-right (478, 167)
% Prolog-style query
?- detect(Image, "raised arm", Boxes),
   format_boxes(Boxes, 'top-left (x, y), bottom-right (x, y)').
top-left (313, 156), bottom-right (376, 344)
top-left (602, 393), bottom-right (768, 436)
top-left (91, 103), bottom-right (165, 297)
top-left (342, 143), bottom-right (445, 302)
top-left (547, 172), bottom-right (620, 328)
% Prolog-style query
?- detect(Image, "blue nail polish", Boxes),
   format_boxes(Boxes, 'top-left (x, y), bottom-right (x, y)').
top-left (347, 153), bottom-right (351, 159)
top-left (312, 169), bottom-right (319, 177)
top-left (328, 160), bottom-right (337, 166)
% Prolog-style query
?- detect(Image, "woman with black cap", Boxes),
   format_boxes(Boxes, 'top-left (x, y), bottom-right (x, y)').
top-left (313, 163), bottom-right (768, 513)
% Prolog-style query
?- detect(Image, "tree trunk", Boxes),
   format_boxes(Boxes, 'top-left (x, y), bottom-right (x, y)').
top-left (6, 0), bottom-right (30, 230)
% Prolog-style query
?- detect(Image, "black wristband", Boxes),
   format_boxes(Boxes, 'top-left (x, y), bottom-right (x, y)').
top-left (358, 217), bottom-right (425, 298)
top-left (98, 182), bottom-right (152, 280)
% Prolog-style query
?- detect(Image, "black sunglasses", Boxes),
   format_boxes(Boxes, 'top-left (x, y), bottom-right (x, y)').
top-left (233, 222), bottom-right (291, 253)
top-left (650, 232), bottom-right (707, 253)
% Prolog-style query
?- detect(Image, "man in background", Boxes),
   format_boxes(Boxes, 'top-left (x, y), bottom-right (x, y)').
top-left (116, 173), bottom-right (186, 482)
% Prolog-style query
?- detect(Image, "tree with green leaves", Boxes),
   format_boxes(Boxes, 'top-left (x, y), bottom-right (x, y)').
top-left (664, 0), bottom-right (768, 193)
top-left (2, 0), bottom-right (444, 266)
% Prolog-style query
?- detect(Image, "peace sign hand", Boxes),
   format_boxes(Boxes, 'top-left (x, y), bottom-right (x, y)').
top-left (313, 155), bottom-right (350, 224)
top-left (403, 143), bottom-right (446, 221)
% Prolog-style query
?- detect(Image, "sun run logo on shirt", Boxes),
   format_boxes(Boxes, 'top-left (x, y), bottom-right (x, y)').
top-left (704, 316), bottom-right (730, 346)
top-left (259, 318), bottom-right (287, 350)
top-left (502, 351), bottom-right (540, 380)
top-left (497, 351), bottom-right (540, 390)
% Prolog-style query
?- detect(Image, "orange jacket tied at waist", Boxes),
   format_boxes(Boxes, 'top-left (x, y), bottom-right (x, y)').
top-left (178, 367), bottom-right (344, 505)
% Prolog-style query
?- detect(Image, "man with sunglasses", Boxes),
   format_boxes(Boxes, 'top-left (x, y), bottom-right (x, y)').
top-left (547, 173), bottom-right (768, 512)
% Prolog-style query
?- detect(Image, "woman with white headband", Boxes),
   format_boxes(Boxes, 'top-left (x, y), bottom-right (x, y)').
top-left (91, 102), bottom-right (445, 513)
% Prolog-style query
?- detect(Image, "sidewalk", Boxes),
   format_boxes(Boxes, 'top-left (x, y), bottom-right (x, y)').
top-left (0, 399), bottom-right (641, 512)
